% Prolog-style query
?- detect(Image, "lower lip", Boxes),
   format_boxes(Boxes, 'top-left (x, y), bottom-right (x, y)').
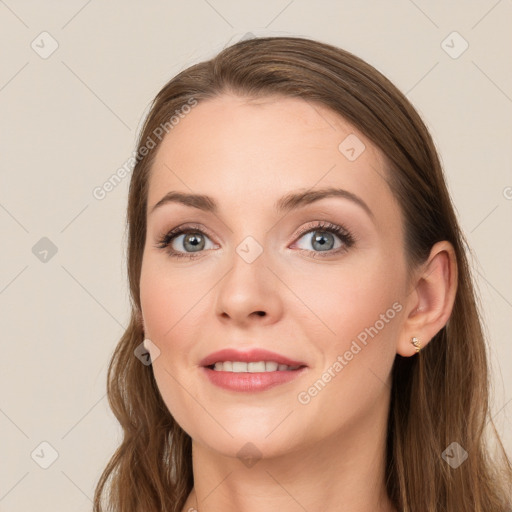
top-left (201, 366), bottom-right (307, 392)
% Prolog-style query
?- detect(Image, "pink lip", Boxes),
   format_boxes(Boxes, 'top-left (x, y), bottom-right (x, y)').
top-left (199, 348), bottom-right (307, 368)
top-left (201, 366), bottom-right (308, 392)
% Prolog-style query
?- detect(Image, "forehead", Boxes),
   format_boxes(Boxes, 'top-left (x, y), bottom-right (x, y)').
top-left (147, 94), bottom-right (396, 225)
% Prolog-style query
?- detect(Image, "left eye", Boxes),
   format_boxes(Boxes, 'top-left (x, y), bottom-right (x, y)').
top-left (295, 229), bottom-right (343, 252)
top-left (292, 223), bottom-right (354, 255)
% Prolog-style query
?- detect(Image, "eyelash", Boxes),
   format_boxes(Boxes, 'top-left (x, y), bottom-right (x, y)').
top-left (154, 221), bottom-right (355, 260)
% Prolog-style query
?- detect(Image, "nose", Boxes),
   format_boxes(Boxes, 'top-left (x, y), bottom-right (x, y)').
top-left (214, 246), bottom-right (284, 327)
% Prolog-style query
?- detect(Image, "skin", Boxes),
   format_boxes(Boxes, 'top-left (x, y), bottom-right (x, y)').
top-left (139, 94), bottom-right (457, 512)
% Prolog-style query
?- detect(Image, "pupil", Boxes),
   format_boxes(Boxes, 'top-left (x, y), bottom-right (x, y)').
top-left (185, 233), bottom-right (204, 252)
top-left (312, 231), bottom-right (333, 251)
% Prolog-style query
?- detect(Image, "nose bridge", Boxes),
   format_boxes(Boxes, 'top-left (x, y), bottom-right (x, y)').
top-left (235, 234), bottom-right (266, 266)
top-left (214, 232), bottom-right (282, 323)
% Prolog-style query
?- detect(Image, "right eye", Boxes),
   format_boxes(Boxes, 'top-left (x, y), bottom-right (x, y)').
top-left (155, 224), bottom-right (217, 259)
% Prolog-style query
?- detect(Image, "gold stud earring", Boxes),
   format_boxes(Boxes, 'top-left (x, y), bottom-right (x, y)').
top-left (411, 337), bottom-right (421, 353)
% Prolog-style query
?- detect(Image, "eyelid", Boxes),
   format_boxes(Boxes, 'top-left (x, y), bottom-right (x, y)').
top-left (156, 222), bottom-right (216, 244)
top-left (292, 220), bottom-right (352, 240)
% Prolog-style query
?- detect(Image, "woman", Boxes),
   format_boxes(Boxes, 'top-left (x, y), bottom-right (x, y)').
top-left (93, 36), bottom-right (512, 511)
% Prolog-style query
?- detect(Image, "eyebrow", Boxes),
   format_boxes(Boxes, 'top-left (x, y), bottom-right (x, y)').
top-left (149, 186), bottom-right (375, 220)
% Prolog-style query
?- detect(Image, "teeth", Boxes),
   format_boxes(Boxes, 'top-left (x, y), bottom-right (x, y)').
top-left (232, 361), bottom-right (247, 372)
top-left (211, 361), bottom-right (300, 372)
top-left (265, 361), bottom-right (278, 371)
top-left (248, 361), bottom-right (266, 372)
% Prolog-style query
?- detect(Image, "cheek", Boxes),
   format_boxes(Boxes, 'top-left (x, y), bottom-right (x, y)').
top-left (292, 254), bottom-right (401, 345)
top-left (289, 261), bottom-right (402, 438)
top-left (139, 257), bottom-right (209, 434)
top-left (139, 255), bottom-right (208, 344)
top-left (288, 254), bottom-right (404, 420)
top-left (140, 269), bottom-right (174, 342)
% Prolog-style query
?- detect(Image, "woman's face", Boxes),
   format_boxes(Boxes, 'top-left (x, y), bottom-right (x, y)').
top-left (140, 94), bottom-right (410, 458)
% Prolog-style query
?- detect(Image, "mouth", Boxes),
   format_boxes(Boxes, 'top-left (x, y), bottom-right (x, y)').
top-left (206, 361), bottom-right (306, 372)
top-left (199, 347), bottom-right (307, 369)
top-left (199, 348), bottom-right (308, 391)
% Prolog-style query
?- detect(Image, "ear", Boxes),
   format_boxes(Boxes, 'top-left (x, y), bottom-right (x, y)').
top-left (397, 241), bottom-right (458, 356)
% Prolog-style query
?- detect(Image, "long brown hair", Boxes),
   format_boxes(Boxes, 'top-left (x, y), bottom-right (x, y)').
top-left (93, 36), bottom-right (512, 511)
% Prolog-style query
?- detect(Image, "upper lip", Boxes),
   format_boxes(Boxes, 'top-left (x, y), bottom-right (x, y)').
top-left (199, 348), bottom-right (307, 368)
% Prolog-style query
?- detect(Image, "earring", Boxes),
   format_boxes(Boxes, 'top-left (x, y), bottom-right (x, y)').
top-left (411, 337), bottom-right (421, 353)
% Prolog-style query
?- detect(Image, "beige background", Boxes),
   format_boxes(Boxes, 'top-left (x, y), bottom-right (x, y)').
top-left (0, 1), bottom-right (511, 510)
